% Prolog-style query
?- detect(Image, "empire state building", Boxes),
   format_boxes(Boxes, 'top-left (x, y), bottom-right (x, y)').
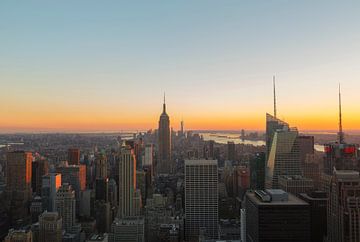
top-left (157, 95), bottom-right (171, 174)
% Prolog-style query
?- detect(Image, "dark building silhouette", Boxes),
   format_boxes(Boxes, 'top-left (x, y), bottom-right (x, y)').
top-left (245, 189), bottom-right (310, 242)
top-left (32, 159), bottom-right (49, 195)
top-left (68, 148), bottom-right (80, 165)
top-left (299, 191), bottom-right (327, 242)
top-left (250, 152), bottom-right (266, 190)
top-left (227, 141), bottom-right (236, 161)
top-left (157, 95), bottom-right (171, 174)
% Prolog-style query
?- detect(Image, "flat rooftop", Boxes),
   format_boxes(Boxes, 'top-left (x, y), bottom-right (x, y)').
top-left (247, 191), bottom-right (308, 206)
top-left (185, 159), bottom-right (217, 166)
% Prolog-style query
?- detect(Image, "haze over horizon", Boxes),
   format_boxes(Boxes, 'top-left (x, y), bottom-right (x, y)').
top-left (1, 1), bottom-right (360, 132)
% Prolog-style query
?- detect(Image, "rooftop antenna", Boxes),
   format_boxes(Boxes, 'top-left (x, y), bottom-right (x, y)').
top-left (273, 75), bottom-right (277, 118)
top-left (338, 84), bottom-right (344, 143)
top-left (163, 92), bottom-right (166, 113)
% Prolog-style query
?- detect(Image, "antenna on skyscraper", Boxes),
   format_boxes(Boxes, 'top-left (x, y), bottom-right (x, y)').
top-left (338, 83), bottom-right (344, 143)
top-left (163, 92), bottom-right (166, 113)
top-left (273, 75), bottom-right (277, 118)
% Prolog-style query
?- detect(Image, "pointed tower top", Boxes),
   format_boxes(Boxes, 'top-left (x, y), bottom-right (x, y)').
top-left (162, 92), bottom-right (166, 114)
top-left (273, 75), bottom-right (277, 118)
top-left (338, 83), bottom-right (344, 143)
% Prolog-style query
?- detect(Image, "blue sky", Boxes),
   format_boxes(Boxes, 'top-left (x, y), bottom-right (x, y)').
top-left (1, 1), bottom-right (360, 131)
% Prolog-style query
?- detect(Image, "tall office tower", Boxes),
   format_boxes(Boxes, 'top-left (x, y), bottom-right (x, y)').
top-left (327, 170), bottom-right (360, 242)
top-left (158, 94), bottom-right (171, 174)
top-left (109, 217), bottom-right (144, 242)
top-left (303, 154), bottom-right (321, 189)
top-left (68, 148), bottom-right (80, 165)
top-left (250, 152), bottom-right (266, 190)
top-left (38, 211), bottom-right (62, 242)
top-left (31, 159), bottom-right (49, 195)
top-left (297, 135), bottom-right (314, 169)
top-left (118, 146), bottom-right (137, 218)
top-left (94, 200), bottom-right (111, 233)
top-left (323, 87), bottom-right (359, 175)
top-left (299, 191), bottom-right (327, 242)
top-left (56, 183), bottom-right (76, 232)
top-left (143, 144), bottom-right (154, 177)
top-left (185, 160), bottom-right (218, 240)
top-left (265, 126), bottom-right (302, 188)
top-left (56, 164), bottom-right (86, 200)
top-left (265, 113), bottom-right (289, 159)
top-left (134, 138), bottom-right (144, 169)
top-left (278, 175), bottom-right (314, 195)
top-left (5, 151), bottom-right (33, 223)
top-left (42, 173), bottom-right (62, 212)
top-left (30, 196), bottom-right (43, 223)
top-left (208, 140), bottom-right (215, 159)
top-left (245, 189), bottom-right (310, 242)
top-left (95, 177), bottom-right (109, 202)
top-left (227, 141), bottom-right (236, 161)
top-left (95, 152), bottom-right (107, 179)
top-left (4, 229), bottom-right (32, 242)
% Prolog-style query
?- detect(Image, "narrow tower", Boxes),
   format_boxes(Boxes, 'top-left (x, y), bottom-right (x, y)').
top-left (338, 84), bottom-right (344, 144)
top-left (273, 75), bottom-right (277, 118)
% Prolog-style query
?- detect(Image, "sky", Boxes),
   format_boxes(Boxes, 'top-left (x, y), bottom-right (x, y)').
top-left (1, 1), bottom-right (360, 132)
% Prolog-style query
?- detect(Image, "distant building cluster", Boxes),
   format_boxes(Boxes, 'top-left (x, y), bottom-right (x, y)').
top-left (0, 85), bottom-right (359, 242)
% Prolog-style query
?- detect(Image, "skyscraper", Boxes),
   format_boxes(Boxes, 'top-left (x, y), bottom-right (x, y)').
top-left (245, 189), bottom-right (310, 242)
top-left (227, 141), bottom-right (236, 161)
top-left (41, 173), bottom-right (62, 212)
top-left (118, 145), bottom-right (137, 218)
top-left (323, 85), bottom-right (359, 175)
top-left (95, 152), bottom-right (107, 179)
top-left (266, 126), bottom-right (302, 188)
top-left (31, 159), bottom-right (49, 195)
top-left (5, 151), bottom-right (33, 223)
top-left (68, 148), bottom-right (80, 165)
top-left (38, 211), bottom-right (62, 242)
top-left (299, 191), bottom-right (327, 242)
top-left (265, 113), bottom-right (289, 159)
top-left (158, 94), bottom-right (171, 174)
top-left (250, 152), bottom-right (266, 190)
top-left (327, 170), bottom-right (360, 242)
top-left (185, 160), bottom-right (218, 240)
top-left (56, 183), bottom-right (76, 232)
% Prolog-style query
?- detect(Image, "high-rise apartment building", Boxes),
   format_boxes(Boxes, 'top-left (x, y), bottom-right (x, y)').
top-left (118, 146), bottom-right (137, 218)
top-left (245, 189), bottom-right (310, 242)
top-left (185, 160), bottom-right (218, 240)
top-left (56, 183), bottom-right (76, 232)
top-left (158, 95), bottom-right (171, 174)
top-left (327, 170), bottom-right (360, 242)
top-left (38, 211), bottom-right (62, 242)
top-left (5, 151), bottom-right (33, 223)
top-left (68, 148), bottom-right (80, 165)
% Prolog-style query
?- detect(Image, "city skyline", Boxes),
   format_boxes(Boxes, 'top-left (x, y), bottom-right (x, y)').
top-left (2, 1), bottom-right (360, 132)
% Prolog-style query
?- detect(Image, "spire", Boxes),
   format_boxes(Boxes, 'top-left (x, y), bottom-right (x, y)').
top-left (338, 83), bottom-right (344, 143)
top-left (273, 75), bottom-right (277, 118)
top-left (163, 92), bottom-right (166, 113)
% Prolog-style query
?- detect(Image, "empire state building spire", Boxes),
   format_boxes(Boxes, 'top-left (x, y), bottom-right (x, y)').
top-left (163, 92), bottom-right (166, 114)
